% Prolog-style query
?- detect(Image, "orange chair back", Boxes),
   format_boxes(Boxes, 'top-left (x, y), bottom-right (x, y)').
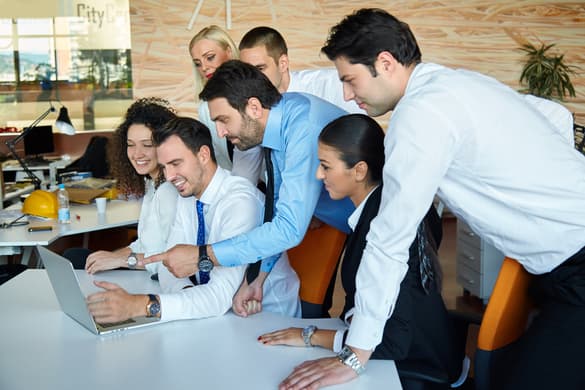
top-left (477, 257), bottom-right (534, 351)
top-left (287, 224), bottom-right (347, 305)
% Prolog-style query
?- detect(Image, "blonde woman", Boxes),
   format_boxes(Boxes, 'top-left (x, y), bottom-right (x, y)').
top-left (189, 25), bottom-right (238, 98)
top-left (189, 25), bottom-right (262, 184)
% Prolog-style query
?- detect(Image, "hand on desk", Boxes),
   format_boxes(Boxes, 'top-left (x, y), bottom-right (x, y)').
top-left (86, 281), bottom-right (147, 323)
top-left (258, 327), bottom-right (306, 347)
top-left (85, 250), bottom-right (127, 274)
top-left (232, 271), bottom-right (267, 317)
top-left (279, 356), bottom-right (358, 390)
top-left (142, 244), bottom-right (199, 278)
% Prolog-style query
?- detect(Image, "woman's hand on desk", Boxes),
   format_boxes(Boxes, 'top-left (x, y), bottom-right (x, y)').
top-left (86, 250), bottom-right (127, 274)
top-left (259, 327), bottom-right (306, 347)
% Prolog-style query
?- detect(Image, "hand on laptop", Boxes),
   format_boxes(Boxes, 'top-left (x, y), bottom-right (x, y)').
top-left (86, 281), bottom-right (149, 323)
top-left (141, 244), bottom-right (199, 278)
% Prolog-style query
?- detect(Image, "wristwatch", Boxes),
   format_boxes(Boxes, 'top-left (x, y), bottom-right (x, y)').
top-left (146, 294), bottom-right (160, 318)
top-left (127, 252), bottom-right (138, 269)
top-left (302, 325), bottom-right (318, 347)
top-left (198, 245), bottom-right (214, 273)
top-left (337, 345), bottom-right (365, 375)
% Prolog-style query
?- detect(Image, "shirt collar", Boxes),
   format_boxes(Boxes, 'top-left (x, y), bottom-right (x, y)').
top-left (263, 96), bottom-right (285, 152)
top-left (347, 186), bottom-right (380, 231)
top-left (198, 166), bottom-right (229, 206)
top-left (404, 63), bottom-right (442, 96)
top-left (287, 71), bottom-right (298, 92)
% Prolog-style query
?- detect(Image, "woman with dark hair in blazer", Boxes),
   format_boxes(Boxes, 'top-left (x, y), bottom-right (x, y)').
top-left (259, 114), bottom-right (463, 389)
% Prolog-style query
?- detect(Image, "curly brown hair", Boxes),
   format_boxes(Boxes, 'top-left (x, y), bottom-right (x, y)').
top-left (109, 97), bottom-right (176, 197)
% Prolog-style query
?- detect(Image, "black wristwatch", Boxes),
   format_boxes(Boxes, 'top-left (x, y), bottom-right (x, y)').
top-left (146, 294), bottom-right (160, 318)
top-left (198, 245), bottom-right (214, 273)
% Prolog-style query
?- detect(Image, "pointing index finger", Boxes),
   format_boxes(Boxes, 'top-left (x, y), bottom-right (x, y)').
top-left (140, 252), bottom-right (165, 266)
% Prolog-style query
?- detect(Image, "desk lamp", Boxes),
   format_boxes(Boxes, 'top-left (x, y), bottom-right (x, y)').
top-left (55, 106), bottom-right (76, 135)
top-left (4, 102), bottom-right (76, 219)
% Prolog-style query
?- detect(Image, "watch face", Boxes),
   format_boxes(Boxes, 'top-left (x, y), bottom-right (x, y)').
top-left (148, 301), bottom-right (161, 317)
top-left (302, 325), bottom-right (317, 346)
top-left (199, 256), bottom-right (213, 273)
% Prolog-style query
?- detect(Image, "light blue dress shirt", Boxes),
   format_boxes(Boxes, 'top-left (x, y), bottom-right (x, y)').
top-left (212, 92), bottom-right (355, 272)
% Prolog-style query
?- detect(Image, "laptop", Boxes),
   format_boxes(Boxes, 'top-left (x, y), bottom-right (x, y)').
top-left (37, 245), bottom-right (160, 335)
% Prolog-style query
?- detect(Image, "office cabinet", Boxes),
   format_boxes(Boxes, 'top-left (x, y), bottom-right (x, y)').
top-left (456, 219), bottom-right (505, 302)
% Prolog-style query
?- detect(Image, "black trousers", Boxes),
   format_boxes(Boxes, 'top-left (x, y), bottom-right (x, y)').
top-left (501, 245), bottom-right (585, 390)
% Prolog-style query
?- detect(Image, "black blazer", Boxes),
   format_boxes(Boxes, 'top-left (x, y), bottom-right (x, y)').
top-left (341, 186), bottom-right (460, 382)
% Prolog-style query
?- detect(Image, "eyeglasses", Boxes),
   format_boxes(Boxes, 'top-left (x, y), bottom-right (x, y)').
top-left (0, 214), bottom-right (29, 229)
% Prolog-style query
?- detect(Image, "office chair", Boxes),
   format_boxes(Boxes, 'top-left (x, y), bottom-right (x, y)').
top-left (0, 263), bottom-right (27, 285)
top-left (397, 257), bottom-right (533, 390)
top-left (63, 136), bottom-right (110, 179)
top-left (287, 223), bottom-right (347, 318)
top-left (474, 257), bottom-right (534, 390)
top-left (574, 123), bottom-right (585, 155)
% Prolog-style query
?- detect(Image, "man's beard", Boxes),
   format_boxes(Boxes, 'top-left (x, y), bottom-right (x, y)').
top-left (235, 114), bottom-right (263, 151)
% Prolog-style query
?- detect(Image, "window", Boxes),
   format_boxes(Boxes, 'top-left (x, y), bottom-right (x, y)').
top-left (0, 1), bottom-right (132, 131)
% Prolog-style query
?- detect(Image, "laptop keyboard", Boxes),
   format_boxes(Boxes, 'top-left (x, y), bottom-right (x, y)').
top-left (97, 318), bottom-right (136, 329)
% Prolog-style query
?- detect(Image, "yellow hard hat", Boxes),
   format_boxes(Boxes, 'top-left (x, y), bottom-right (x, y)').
top-left (22, 190), bottom-right (58, 219)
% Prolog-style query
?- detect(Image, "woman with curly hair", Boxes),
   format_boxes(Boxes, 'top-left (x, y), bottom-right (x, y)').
top-left (84, 97), bottom-right (178, 275)
top-left (189, 25), bottom-right (262, 183)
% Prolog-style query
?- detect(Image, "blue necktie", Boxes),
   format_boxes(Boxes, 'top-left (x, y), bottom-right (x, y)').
top-left (195, 199), bottom-right (210, 284)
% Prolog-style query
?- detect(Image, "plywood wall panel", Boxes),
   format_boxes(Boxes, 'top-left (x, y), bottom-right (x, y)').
top-left (129, 0), bottom-right (585, 123)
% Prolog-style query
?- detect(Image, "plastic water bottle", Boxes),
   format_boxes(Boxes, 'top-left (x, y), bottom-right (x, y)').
top-left (57, 184), bottom-right (71, 224)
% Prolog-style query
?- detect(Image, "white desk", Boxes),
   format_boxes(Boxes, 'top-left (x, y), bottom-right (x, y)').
top-left (0, 199), bottom-right (141, 264)
top-left (2, 182), bottom-right (34, 202)
top-left (2, 157), bottom-right (73, 186)
top-left (2, 158), bottom-right (72, 172)
top-left (0, 270), bottom-right (401, 390)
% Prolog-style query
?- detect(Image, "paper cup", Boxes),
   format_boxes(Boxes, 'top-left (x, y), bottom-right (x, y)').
top-left (95, 197), bottom-right (107, 214)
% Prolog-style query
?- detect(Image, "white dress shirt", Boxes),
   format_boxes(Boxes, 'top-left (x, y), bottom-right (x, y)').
top-left (198, 101), bottom-right (263, 184)
top-left (523, 94), bottom-right (575, 146)
top-left (348, 62), bottom-right (585, 351)
top-left (157, 167), bottom-right (301, 321)
top-left (128, 180), bottom-right (178, 275)
top-left (332, 186), bottom-right (379, 353)
top-left (288, 68), bottom-right (363, 114)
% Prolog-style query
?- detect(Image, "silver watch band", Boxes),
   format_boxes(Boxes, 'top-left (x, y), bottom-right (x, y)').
top-left (337, 345), bottom-right (365, 375)
top-left (302, 325), bottom-right (317, 347)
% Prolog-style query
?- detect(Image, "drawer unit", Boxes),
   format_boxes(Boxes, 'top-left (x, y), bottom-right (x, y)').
top-left (456, 239), bottom-right (482, 273)
top-left (457, 220), bottom-right (481, 249)
top-left (456, 220), bottom-right (505, 301)
top-left (456, 262), bottom-right (481, 297)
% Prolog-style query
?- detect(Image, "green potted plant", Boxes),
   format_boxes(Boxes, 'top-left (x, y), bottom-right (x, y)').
top-left (519, 42), bottom-right (578, 101)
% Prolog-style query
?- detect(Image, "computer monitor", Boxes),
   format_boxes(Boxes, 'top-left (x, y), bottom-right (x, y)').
top-left (23, 125), bottom-right (55, 158)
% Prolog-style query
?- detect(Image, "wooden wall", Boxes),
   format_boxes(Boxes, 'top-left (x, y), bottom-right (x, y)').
top-left (129, 1), bottom-right (585, 124)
